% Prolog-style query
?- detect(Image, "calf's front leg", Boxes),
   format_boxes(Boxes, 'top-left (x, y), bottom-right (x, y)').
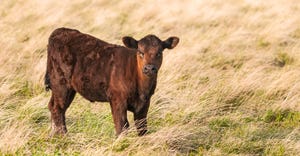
top-left (134, 100), bottom-right (150, 136)
top-left (110, 99), bottom-right (129, 136)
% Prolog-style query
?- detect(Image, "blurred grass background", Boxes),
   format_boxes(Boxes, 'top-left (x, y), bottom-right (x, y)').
top-left (0, 0), bottom-right (300, 155)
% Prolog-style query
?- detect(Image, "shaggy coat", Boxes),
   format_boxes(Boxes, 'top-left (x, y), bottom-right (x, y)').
top-left (45, 27), bottom-right (179, 136)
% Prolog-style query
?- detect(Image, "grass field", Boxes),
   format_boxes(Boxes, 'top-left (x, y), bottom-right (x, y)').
top-left (0, 0), bottom-right (300, 155)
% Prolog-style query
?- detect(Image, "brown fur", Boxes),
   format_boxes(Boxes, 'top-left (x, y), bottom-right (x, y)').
top-left (45, 27), bottom-right (179, 136)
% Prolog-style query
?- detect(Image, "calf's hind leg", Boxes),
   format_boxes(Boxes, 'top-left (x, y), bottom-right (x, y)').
top-left (48, 89), bottom-right (76, 136)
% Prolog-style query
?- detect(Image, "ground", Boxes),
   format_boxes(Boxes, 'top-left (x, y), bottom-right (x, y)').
top-left (0, 0), bottom-right (299, 155)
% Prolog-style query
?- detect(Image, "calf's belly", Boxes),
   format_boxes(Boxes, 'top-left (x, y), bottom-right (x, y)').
top-left (78, 89), bottom-right (108, 102)
top-left (71, 77), bottom-right (109, 102)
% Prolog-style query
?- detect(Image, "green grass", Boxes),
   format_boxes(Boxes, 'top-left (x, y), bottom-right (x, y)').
top-left (274, 52), bottom-right (295, 67)
top-left (1, 0), bottom-right (300, 155)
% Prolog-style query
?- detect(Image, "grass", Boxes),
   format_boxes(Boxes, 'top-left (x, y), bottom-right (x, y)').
top-left (0, 0), bottom-right (300, 155)
top-left (273, 52), bottom-right (295, 67)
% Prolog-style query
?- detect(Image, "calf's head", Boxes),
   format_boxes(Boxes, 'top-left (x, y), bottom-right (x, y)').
top-left (122, 35), bottom-right (179, 77)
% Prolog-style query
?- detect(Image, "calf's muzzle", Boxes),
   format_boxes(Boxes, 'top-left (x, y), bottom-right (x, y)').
top-left (143, 64), bottom-right (158, 76)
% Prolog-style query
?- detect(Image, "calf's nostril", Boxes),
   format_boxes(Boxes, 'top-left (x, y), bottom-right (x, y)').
top-left (143, 65), bottom-right (157, 74)
top-left (143, 67), bottom-right (148, 72)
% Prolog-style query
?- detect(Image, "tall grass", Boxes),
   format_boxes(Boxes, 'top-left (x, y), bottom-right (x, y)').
top-left (0, 0), bottom-right (300, 155)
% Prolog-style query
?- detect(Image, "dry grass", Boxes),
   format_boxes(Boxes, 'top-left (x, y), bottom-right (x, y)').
top-left (1, 0), bottom-right (300, 155)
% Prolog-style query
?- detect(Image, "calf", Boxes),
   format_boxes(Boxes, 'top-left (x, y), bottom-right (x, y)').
top-left (45, 27), bottom-right (179, 136)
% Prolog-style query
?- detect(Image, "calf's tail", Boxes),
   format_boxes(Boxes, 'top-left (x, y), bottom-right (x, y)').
top-left (45, 40), bottom-right (53, 91)
top-left (44, 71), bottom-right (51, 91)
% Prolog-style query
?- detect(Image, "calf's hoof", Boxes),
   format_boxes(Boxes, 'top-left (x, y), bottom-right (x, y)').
top-left (50, 125), bottom-right (67, 137)
top-left (137, 129), bottom-right (147, 136)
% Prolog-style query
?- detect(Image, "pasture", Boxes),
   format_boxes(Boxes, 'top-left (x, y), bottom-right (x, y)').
top-left (0, 0), bottom-right (300, 155)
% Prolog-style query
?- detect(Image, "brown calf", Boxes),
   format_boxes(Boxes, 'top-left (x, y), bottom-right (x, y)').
top-left (45, 27), bottom-right (179, 136)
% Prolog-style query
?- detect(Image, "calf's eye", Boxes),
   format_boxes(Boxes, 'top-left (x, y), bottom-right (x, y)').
top-left (139, 51), bottom-right (144, 58)
top-left (156, 52), bottom-right (162, 57)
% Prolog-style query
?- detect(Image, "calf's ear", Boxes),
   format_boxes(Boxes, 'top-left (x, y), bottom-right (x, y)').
top-left (163, 37), bottom-right (179, 49)
top-left (122, 36), bottom-right (138, 49)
